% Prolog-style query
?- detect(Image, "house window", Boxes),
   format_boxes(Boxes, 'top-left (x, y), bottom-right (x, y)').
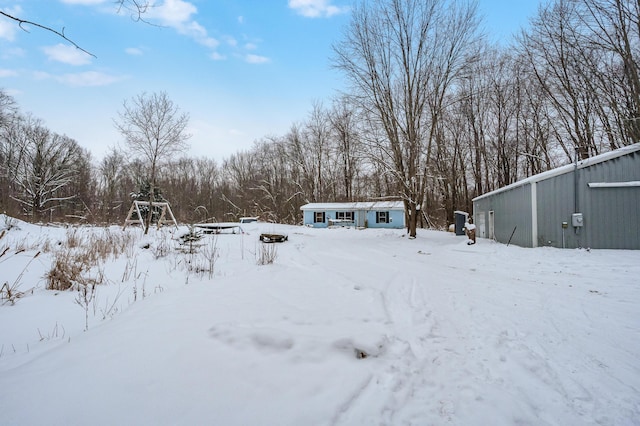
top-left (314, 212), bottom-right (325, 223)
top-left (376, 211), bottom-right (389, 223)
top-left (336, 211), bottom-right (353, 221)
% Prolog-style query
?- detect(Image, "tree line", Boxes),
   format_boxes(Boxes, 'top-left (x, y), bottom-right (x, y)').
top-left (0, 0), bottom-right (637, 233)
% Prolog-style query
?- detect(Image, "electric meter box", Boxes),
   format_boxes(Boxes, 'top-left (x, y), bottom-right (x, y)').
top-left (571, 213), bottom-right (584, 227)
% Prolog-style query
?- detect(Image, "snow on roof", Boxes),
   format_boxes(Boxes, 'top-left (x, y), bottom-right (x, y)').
top-left (473, 143), bottom-right (640, 201)
top-left (300, 201), bottom-right (405, 211)
top-left (588, 181), bottom-right (640, 188)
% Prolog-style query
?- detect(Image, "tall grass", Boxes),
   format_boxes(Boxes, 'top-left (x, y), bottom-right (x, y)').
top-left (46, 228), bottom-right (137, 291)
top-left (0, 230), bottom-right (40, 305)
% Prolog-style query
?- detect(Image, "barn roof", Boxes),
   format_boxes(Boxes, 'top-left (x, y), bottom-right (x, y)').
top-left (473, 143), bottom-right (640, 202)
top-left (300, 201), bottom-right (405, 211)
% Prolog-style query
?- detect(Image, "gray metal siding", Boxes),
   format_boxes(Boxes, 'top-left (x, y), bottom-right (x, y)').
top-left (474, 184), bottom-right (533, 247)
top-left (536, 173), bottom-right (577, 248)
top-left (578, 152), bottom-right (640, 249)
top-left (474, 148), bottom-right (640, 249)
top-left (586, 186), bottom-right (640, 249)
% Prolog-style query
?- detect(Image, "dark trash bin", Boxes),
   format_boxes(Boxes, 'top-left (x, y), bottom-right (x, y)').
top-left (454, 211), bottom-right (468, 236)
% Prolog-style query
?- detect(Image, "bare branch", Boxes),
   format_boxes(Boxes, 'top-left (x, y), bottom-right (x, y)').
top-left (0, 10), bottom-right (96, 58)
top-left (115, 0), bottom-right (157, 25)
top-left (0, 1), bottom-right (154, 58)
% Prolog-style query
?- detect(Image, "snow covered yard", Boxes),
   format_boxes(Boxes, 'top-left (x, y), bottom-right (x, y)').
top-left (0, 217), bottom-right (639, 425)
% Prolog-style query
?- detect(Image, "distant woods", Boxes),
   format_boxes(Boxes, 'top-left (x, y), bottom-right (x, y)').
top-left (0, 0), bottom-right (638, 228)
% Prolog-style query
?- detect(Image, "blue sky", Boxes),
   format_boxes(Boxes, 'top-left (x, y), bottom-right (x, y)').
top-left (0, 0), bottom-right (540, 162)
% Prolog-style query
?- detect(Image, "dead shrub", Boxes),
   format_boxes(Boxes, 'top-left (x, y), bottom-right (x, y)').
top-left (152, 230), bottom-right (172, 259)
top-left (186, 235), bottom-right (219, 278)
top-left (46, 251), bottom-right (87, 291)
top-left (257, 243), bottom-right (277, 265)
top-left (46, 248), bottom-right (108, 291)
top-left (65, 228), bottom-right (83, 249)
top-left (46, 227), bottom-right (135, 291)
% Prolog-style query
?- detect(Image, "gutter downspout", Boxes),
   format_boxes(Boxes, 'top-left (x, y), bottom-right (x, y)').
top-left (574, 148), bottom-right (581, 246)
top-left (531, 182), bottom-right (538, 248)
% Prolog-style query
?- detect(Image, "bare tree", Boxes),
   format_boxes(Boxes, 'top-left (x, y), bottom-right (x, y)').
top-left (9, 117), bottom-right (84, 220)
top-left (577, 0), bottom-right (640, 144)
top-left (0, 90), bottom-right (17, 127)
top-left (61, 146), bottom-right (95, 221)
top-left (248, 138), bottom-right (297, 223)
top-left (114, 91), bottom-right (190, 233)
top-left (328, 96), bottom-right (363, 201)
top-left (285, 123), bottom-right (319, 203)
top-left (305, 101), bottom-right (333, 202)
top-left (191, 157), bottom-right (221, 221)
top-left (512, 53), bottom-right (556, 176)
top-left (521, 0), bottom-right (603, 160)
top-left (222, 150), bottom-right (258, 218)
top-left (333, 0), bottom-right (481, 237)
top-left (97, 147), bottom-right (128, 222)
top-left (0, 91), bottom-right (20, 214)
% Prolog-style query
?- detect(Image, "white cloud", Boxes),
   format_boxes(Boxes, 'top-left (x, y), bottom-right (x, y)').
top-left (237, 16), bottom-right (244, 24)
top-left (59, 0), bottom-right (107, 4)
top-left (148, 0), bottom-right (197, 25)
top-left (244, 43), bottom-right (257, 51)
top-left (1, 47), bottom-right (25, 60)
top-left (210, 52), bottom-right (226, 61)
top-left (32, 70), bottom-right (125, 86)
top-left (56, 71), bottom-right (125, 87)
top-left (288, 0), bottom-right (348, 18)
top-left (146, 0), bottom-right (219, 49)
top-left (183, 21), bottom-right (219, 48)
top-left (43, 44), bottom-right (93, 65)
top-left (125, 47), bottom-right (144, 55)
top-left (0, 69), bottom-right (18, 78)
top-left (245, 54), bottom-right (270, 64)
top-left (3, 87), bottom-right (21, 97)
top-left (0, 5), bottom-right (23, 41)
top-left (0, 20), bottom-right (16, 41)
top-left (33, 71), bottom-right (51, 81)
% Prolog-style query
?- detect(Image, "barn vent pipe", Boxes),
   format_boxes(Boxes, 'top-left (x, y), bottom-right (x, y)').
top-left (573, 148), bottom-right (582, 245)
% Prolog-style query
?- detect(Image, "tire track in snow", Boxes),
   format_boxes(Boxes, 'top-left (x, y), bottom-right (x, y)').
top-left (379, 275), bottom-right (435, 360)
top-left (330, 273), bottom-right (450, 425)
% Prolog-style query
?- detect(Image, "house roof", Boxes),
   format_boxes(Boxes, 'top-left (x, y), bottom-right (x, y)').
top-left (473, 143), bottom-right (640, 202)
top-left (300, 201), bottom-right (405, 211)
